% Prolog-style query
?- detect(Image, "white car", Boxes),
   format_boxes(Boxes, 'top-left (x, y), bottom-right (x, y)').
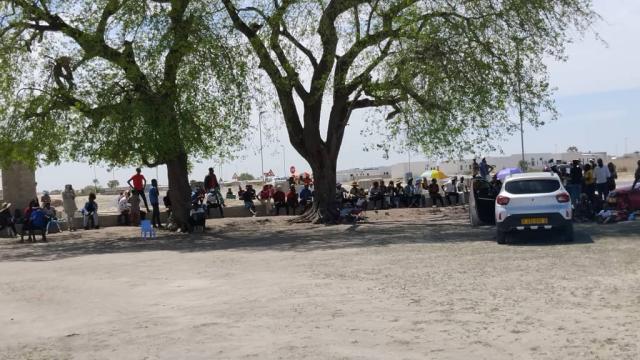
top-left (469, 172), bottom-right (573, 244)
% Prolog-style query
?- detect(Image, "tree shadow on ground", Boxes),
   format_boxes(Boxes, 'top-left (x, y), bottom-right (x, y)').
top-left (0, 218), bottom-right (637, 262)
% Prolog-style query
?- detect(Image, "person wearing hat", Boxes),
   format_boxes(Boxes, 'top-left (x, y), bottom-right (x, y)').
top-left (0, 202), bottom-right (17, 237)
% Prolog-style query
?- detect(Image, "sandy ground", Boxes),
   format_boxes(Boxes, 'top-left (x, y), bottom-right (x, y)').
top-left (0, 208), bottom-right (639, 359)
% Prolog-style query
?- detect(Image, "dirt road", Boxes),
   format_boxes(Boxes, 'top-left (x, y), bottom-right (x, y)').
top-left (1, 209), bottom-right (639, 359)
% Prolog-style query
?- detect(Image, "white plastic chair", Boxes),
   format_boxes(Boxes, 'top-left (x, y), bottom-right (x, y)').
top-left (140, 219), bottom-right (156, 239)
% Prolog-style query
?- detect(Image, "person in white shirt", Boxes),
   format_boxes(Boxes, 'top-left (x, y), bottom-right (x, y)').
top-left (117, 191), bottom-right (131, 226)
top-left (593, 158), bottom-right (611, 202)
top-left (443, 177), bottom-right (460, 205)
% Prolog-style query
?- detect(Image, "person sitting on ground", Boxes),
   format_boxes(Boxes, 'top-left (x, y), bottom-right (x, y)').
top-left (40, 191), bottom-right (51, 207)
top-left (241, 184), bottom-right (257, 216)
top-left (632, 160), bottom-right (640, 192)
top-left (129, 190), bottom-right (142, 226)
top-left (368, 181), bottom-right (384, 210)
top-left (62, 184), bottom-right (77, 231)
top-left (273, 186), bottom-right (287, 215)
top-left (443, 177), bottom-right (460, 206)
top-left (0, 202), bottom-right (17, 237)
top-left (286, 185), bottom-right (299, 215)
top-left (82, 193), bottom-right (99, 230)
top-left (299, 184), bottom-right (313, 210)
top-left (428, 179), bottom-right (445, 207)
top-left (118, 190), bottom-right (131, 226)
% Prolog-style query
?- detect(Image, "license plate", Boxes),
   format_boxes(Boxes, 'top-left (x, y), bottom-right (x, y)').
top-left (521, 218), bottom-right (548, 225)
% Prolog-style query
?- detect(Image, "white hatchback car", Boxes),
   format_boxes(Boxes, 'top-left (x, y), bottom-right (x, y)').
top-left (494, 172), bottom-right (573, 244)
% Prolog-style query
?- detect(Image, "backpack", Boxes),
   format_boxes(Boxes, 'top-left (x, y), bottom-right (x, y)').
top-left (30, 209), bottom-right (47, 228)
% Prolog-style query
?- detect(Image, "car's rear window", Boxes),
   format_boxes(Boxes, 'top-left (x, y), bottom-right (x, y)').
top-left (505, 179), bottom-right (560, 194)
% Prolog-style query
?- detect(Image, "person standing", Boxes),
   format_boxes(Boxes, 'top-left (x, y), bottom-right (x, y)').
top-left (62, 185), bottom-right (78, 231)
top-left (149, 179), bottom-right (162, 228)
top-left (82, 193), bottom-right (99, 230)
top-left (427, 179), bottom-right (445, 207)
top-left (480, 158), bottom-right (493, 181)
top-left (204, 167), bottom-right (219, 191)
top-left (443, 177), bottom-right (460, 206)
top-left (582, 163), bottom-right (595, 202)
top-left (567, 160), bottom-right (583, 205)
top-left (472, 159), bottom-right (480, 178)
top-left (607, 162), bottom-right (617, 192)
top-left (127, 168), bottom-right (149, 212)
top-left (632, 160), bottom-right (640, 191)
top-left (594, 158), bottom-right (611, 202)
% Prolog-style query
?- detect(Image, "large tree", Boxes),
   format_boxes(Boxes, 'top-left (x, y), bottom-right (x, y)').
top-left (221, 0), bottom-right (596, 223)
top-left (0, 0), bottom-right (249, 229)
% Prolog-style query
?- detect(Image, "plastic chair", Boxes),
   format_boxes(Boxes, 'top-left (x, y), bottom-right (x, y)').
top-left (140, 219), bottom-right (156, 239)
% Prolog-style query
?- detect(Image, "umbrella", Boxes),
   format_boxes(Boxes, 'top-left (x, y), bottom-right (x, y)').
top-left (496, 167), bottom-right (522, 181)
top-left (419, 169), bottom-right (448, 180)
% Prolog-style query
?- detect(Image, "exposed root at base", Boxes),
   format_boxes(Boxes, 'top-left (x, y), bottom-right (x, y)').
top-left (288, 206), bottom-right (338, 224)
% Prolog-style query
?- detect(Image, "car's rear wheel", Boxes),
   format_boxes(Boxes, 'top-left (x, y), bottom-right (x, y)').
top-left (563, 223), bottom-right (574, 242)
top-left (496, 229), bottom-right (508, 244)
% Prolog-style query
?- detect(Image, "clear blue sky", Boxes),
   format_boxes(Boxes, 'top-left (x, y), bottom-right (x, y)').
top-left (29, 0), bottom-right (640, 191)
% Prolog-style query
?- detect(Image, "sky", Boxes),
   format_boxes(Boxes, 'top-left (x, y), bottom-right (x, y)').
top-left (12, 0), bottom-right (640, 191)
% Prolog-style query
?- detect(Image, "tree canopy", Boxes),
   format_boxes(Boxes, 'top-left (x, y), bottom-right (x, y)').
top-left (221, 0), bottom-right (596, 222)
top-left (0, 0), bottom-right (251, 228)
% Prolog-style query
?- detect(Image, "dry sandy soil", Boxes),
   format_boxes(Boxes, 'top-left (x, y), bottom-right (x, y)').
top-left (0, 207), bottom-right (639, 359)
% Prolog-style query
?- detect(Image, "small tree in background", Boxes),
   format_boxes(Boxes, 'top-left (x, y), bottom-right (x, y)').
top-left (107, 180), bottom-right (120, 189)
top-left (237, 173), bottom-right (255, 181)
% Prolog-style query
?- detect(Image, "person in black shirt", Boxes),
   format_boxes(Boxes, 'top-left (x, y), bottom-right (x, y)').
top-left (567, 160), bottom-right (583, 204)
top-left (632, 160), bottom-right (640, 192)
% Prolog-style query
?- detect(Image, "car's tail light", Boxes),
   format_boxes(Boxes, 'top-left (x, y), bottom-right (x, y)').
top-left (556, 192), bottom-right (570, 203)
top-left (496, 195), bottom-right (510, 205)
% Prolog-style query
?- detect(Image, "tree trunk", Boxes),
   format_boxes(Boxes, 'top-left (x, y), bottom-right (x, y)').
top-left (292, 154), bottom-right (339, 224)
top-left (166, 151), bottom-right (191, 231)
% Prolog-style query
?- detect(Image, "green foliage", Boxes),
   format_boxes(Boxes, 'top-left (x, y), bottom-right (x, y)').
top-left (107, 180), bottom-right (120, 189)
top-left (222, 0), bottom-right (596, 159)
top-left (81, 184), bottom-right (102, 195)
top-left (0, 0), bottom-right (250, 168)
top-left (237, 172), bottom-right (255, 181)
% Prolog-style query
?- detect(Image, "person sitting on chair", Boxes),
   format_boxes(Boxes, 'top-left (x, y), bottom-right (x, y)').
top-left (82, 193), bottom-right (99, 230)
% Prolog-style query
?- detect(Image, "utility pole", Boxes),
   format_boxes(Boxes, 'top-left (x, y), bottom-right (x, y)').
top-left (259, 111), bottom-right (266, 182)
top-left (516, 46), bottom-right (526, 167)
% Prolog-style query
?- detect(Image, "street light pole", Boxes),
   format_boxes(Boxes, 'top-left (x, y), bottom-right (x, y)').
top-left (516, 45), bottom-right (525, 167)
top-left (281, 144), bottom-right (286, 177)
top-left (259, 111), bottom-right (266, 182)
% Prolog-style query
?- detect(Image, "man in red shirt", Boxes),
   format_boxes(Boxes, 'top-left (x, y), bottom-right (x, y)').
top-left (204, 167), bottom-right (219, 191)
top-left (127, 168), bottom-right (149, 212)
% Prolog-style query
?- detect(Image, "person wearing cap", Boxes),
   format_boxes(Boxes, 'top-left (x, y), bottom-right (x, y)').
top-left (0, 202), bottom-right (17, 237)
top-left (62, 184), bottom-right (78, 231)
